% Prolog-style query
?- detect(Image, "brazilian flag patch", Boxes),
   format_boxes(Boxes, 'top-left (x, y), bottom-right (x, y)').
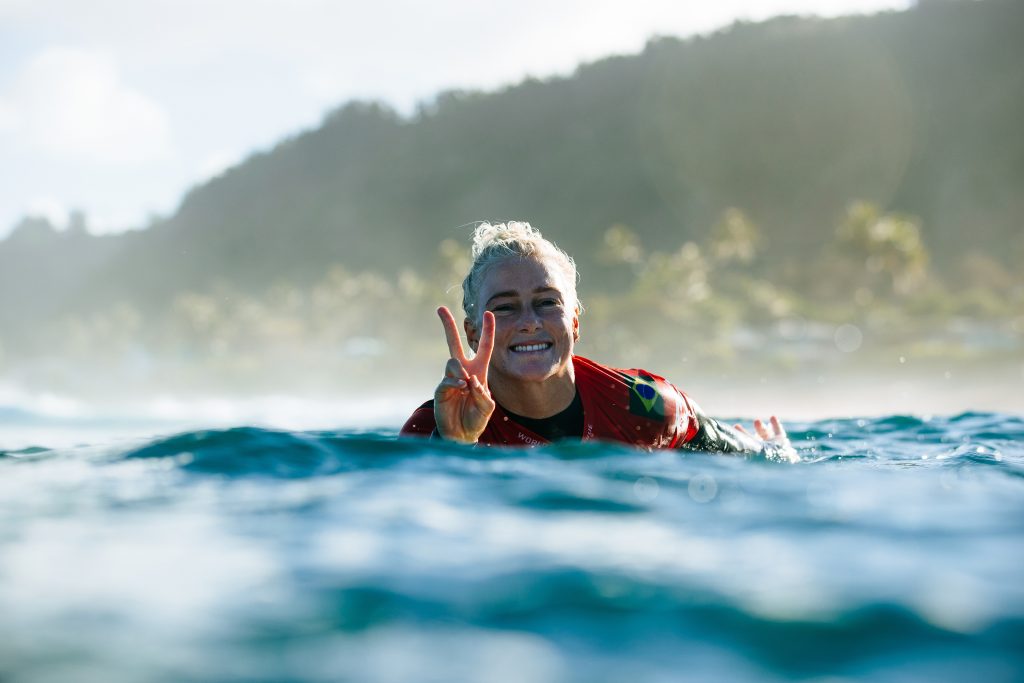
top-left (626, 372), bottom-right (665, 420)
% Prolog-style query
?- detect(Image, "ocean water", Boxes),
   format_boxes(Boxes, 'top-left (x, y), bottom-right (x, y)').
top-left (1, 412), bottom-right (1022, 683)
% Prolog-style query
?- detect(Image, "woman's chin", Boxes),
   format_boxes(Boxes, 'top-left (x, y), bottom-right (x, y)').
top-left (501, 357), bottom-right (568, 383)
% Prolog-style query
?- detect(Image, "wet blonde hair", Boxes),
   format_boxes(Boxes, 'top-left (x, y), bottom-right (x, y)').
top-left (461, 221), bottom-right (581, 326)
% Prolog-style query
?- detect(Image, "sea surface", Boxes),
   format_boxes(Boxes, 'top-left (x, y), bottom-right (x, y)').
top-left (1, 411), bottom-right (1022, 683)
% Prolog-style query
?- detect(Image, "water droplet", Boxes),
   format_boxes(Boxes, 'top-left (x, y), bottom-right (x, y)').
top-left (834, 323), bottom-right (863, 353)
top-left (688, 474), bottom-right (717, 503)
top-left (634, 476), bottom-right (659, 502)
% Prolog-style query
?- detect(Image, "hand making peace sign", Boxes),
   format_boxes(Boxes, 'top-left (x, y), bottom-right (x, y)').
top-left (433, 306), bottom-right (496, 444)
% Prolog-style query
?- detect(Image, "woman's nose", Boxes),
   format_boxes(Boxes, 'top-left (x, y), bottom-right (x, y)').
top-left (518, 309), bottom-right (542, 331)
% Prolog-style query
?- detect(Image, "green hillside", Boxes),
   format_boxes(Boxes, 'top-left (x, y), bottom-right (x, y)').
top-left (1, 0), bottom-right (1022, 366)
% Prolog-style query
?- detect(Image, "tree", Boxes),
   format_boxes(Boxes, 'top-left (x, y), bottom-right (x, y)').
top-left (708, 208), bottom-right (760, 267)
top-left (834, 201), bottom-right (929, 297)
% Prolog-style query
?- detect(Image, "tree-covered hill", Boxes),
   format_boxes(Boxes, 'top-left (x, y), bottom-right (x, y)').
top-left (2, 0), bottom-right (1022, 337)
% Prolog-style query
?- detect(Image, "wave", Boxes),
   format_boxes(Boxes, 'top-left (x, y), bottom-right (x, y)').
top-left (4, 409), bottom-right (1020, 473)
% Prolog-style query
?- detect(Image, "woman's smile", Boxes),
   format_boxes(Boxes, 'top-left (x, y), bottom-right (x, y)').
top-left (510, 341), bottom-right (553, 353)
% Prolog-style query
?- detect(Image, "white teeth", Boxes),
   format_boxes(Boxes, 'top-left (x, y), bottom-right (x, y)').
top-left (511, 343), bottom-right (551, 352)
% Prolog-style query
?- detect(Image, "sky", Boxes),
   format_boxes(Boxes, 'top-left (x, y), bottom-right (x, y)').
top-left (0, 0), bottom-right (912, 240)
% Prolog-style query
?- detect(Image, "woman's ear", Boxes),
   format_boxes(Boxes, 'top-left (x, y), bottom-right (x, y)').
top-left (572, 310), bottom-right (580, 342)
top-left (464, 318), bottom-right (479, 352)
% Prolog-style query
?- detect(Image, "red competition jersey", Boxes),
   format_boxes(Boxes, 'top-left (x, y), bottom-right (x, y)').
top-left (401, 355), bottom-right (701, 448)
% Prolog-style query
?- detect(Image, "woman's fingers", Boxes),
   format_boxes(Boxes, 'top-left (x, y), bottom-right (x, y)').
top-left (472, 374), bottom-right (491, 399)
top-left (443, 357), bottom-right (470, 380)
top-left (739, 416), bottom-right (791, 450)
top-left (469, 375), bottom-right (494, 410)
top-left (437, 363), bottom-right (470, 394)
top-left (471, 311), bottom-right (496, 382)
top-left (739, 419), bottom-right (788, 440)
top-left (437, 306), bottom-right (466, 362)
top-left (437, 376), bottom-right (468, 394)
top-left (434, 364), bottom-right (494, 444)
top-left (434, 308), bottom-right (495, 444)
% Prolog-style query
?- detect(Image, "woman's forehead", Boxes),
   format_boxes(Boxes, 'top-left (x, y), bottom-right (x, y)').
top-left (479, 255), bottom-right (569, 295)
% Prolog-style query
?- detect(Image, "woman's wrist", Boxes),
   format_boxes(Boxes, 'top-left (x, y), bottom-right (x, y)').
top-left (431, 426), bottom-right (478, 445)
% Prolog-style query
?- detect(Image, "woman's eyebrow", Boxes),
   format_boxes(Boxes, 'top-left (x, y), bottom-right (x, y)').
top-left (485, 290), bottom-right (519, 305)
top-left (485, 286), bottom-right (559, 306)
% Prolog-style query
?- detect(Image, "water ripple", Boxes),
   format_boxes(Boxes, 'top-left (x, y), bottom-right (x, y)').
top-left (1, 411), bottom-right (1023, 682)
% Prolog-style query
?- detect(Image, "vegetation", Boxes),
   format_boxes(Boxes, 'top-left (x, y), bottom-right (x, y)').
top-left (0, 0), bottom-right (1021, 395)
top-left (5, 201), bottom-right (1021, 397)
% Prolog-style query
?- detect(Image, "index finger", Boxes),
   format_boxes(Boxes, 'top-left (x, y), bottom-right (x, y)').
top-left (437, 306), bottom-right (466, 361)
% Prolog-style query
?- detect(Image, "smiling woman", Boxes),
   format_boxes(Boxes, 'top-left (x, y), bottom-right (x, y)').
top-left (465, 231), bottom-right (579, 417)
top-left (401, 221), bottom-right (796, 460)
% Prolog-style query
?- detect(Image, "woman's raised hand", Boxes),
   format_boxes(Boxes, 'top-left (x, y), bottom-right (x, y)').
top-left (434, 306), bottom-right (496, 444)
top-left (734, 416), bottom-right (800, 463)
top-left (734, 416), bottom-right (787, 442)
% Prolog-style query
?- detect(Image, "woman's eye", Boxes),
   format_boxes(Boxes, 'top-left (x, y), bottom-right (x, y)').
top-left (538, 299), bottom-right (560, 308)
top-left (492, 304), bottom-right (515, 313)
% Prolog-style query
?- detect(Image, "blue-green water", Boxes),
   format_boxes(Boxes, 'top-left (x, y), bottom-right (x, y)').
top-left (1, 412), bottom-right (1022, 682)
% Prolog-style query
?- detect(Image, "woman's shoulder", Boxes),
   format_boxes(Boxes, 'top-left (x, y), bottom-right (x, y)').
top-left (573, 355), bottom-right (675, 388)
top-left (574, 354), bottom-right (691, 415)
top-left (573, 355), bottom-right (698, 446)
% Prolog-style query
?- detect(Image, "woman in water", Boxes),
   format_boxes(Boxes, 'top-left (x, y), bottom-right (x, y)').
top-left (402, 222), bottom-right (795, 460)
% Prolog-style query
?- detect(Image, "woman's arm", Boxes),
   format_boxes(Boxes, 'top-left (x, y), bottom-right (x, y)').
top-left (681, 405), bottom-right (799, 463)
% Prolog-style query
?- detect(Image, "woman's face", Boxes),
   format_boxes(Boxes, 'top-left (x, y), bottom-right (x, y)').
top-left (467, 255), bottom-right (579, 385)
